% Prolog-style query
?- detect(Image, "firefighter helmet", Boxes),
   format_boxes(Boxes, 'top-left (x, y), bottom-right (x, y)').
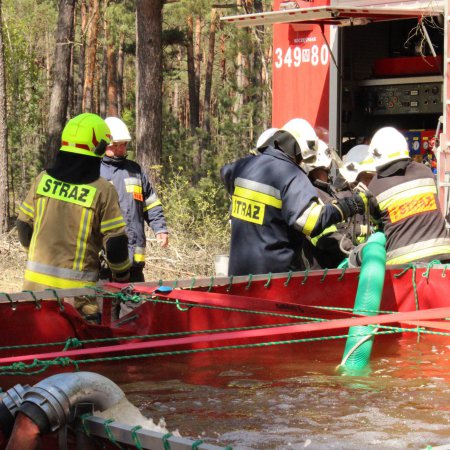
top-left (368, 127), bottom-right (410, 169)
top-left (60, 113), bottom-right (111, 158)
top-left (256, 127), bottom-right (278, 149)
top-left (105, 117), bottom-right (132, 143)
top-left (281, 118), bottom-right (318, 163)
top-left (303, 140), bottom-right (332, 173)
top-left (340, 144), bottom-right (376, 183)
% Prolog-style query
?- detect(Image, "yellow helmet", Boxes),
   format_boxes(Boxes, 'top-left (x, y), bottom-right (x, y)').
top-left (60, 113), bottom-right (112, 158)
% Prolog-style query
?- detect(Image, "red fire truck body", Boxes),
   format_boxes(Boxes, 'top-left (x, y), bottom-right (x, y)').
top-left (222, 1), bottom-right (450, 211)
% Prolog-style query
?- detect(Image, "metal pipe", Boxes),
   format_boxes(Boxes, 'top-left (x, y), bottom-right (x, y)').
top-left (17, 372), bottom-right (125, 434)
top-left (0, 384), bottom-right (29, 441)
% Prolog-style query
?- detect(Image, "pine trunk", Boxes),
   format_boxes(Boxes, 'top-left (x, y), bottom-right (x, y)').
top-left (83, 0), bottom-right (100, 112)
top-left (45, 0), bottom-right (76, 166)
top-left (0, 0), bottom-right (8, 232)
top-left (76, 0), bottom-right (87, 115)
top-left (117, 32), bottom-right (124, 116)
top-left (203, 9), bottom-right (217, 135)
top-left (136, 0), bottom-right (163, 179)
top-left (107, 43), bottom-right (118, 116)
top-left (186, 16), bottom-right (199, 133)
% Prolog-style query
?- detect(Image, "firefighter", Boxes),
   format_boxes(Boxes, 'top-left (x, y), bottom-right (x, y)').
top-left (256, 127), bottom-right (279, 150)
top-left (17, 113), bottom-right (131, 315)
top-left (367, 126), bottom-right (450, 265)
top-left (220, 118), bottom-right (368, 276)
top-left (100, 117), bottom-right (168, 282)
top-left (301, 140), bottom-right (349, 269)
top-left (340, 144), bottom-right (376, 190)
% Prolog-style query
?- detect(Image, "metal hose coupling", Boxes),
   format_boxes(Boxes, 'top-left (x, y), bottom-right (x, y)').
top-left (17, 372), bottom-right (125, 435)
top-left (0, 384), bottom-right (30, 436)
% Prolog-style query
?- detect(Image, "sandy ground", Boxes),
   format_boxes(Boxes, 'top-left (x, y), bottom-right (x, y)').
top-left (0, 230), bottom-right (221, 294)
top-left (0, 231), bottom-right (27, 293)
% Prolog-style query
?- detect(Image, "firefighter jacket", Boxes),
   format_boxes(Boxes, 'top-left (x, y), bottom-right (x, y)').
top-left (368, 160), bottom-right (450, 265)
top-left (301, 179), bottom-right (349, 270)
top-left (221, 147), bottom-right (346, 276)
top-left (17, 171), bottom-right (131, 291)
top-left (100, 156), bottom-right (167, 267)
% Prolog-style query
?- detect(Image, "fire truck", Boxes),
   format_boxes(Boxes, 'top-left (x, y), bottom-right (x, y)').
top-left (222, 0), bottom-right (450, 212)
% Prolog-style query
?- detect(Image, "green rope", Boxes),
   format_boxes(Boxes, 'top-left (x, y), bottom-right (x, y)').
top-left (172, 279), bottom-right (178, 289)
top-left (301, 270), bottom-right (309, 285)
top-left (191, 439), bottom-right (204, 449)
top-left (207, 276), bottom-right (215, 292)
top-left (264, 272), bottom-right (272, 288)
top-left (338, 267), bottom-right (346, 281)
top-left (62, 337), bottom-right (82, 351)
top-left (0, 330), bottom-right (405, 376)
top-left (226, 276), bottom-right (234, 292)
top-left (422, 260), bottom-right (441, 280)
top-left (189, 278), bottom-right (196, 290)
top-left (284, 271), bottom-right (293, 287)
top-left (45, 289), bottom-right (65, 311)
top-left (393, 265), bottom-right (419, 311)
top-left (158, 279), bottom-right (163, 287)
top-left (22, 290), bottom-right (41, 310)
top-left (130, 425), bottom-right (143, 450)
top-left (412, 265), bottom-right (419, 311)
top-left (0, 292), bottom-right (17, 310)
top-left (80, 413), bottom-right (92, 436)
top-left (245, 274), bottom-right (253, 290)
top-left (320, 268), bottom-right (328, 283)
top-left (175, 299), bottom-right (191, 312)
top-left (442, 265), bottom-right (449, 278)
top-left (103, 419), bottom-right (123, 449)
top-left (162, 432), bottom-right (173, 450)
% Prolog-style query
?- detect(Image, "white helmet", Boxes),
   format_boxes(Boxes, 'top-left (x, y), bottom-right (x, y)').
top-left (104, 117), bottom-right (132, 142)
top-left (256, 127), bottom-right (278, 149)
top-left (303, 140), bottom-right (332, 173)
top-left (340, 144), bottom-right (376, 183)
top-left (281, 118), bottom-right (318, 163)
top-left (368, 127), bottom-right (410, 169)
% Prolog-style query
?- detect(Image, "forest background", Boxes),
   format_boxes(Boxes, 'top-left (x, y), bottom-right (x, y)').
top-left (0, 0), bottom-right (273, 292)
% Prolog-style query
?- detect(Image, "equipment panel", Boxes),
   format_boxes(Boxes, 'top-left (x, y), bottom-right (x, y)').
top-left (360, 79), bottom-right (442, 115)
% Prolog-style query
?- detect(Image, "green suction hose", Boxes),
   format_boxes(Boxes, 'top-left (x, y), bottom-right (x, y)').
top-left (339, 232), bottom-right (386, 371)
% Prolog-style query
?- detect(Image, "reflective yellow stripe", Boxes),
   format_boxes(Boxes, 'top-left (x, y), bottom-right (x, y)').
top-left (28, 197), bottom-right (47, 261)
top-left (100, 216), bottom-right (126, 232)
top-left (234, 186), bottom-right (282, 209)
top-left (379, 186), bottom-right (437, 210)
top-left (387, 245), bottom-right (450, 265)
top-left (108, 258), bottom-right (131, 272)
top-left (376, 179), bottom-right (436, 206)
top-left (301, 203), bottom-right (323, 236)
top-left (134, 253), bottom-right (146, 262)
top-left (143, 200), bottom-right (162, 212)
top-left (24, 269), bottom-right (96, 289)
top-left (310, 224), bottom-right (338, 246)
top-left (73, 208), bottom-right (93, 271)
top-left (19, 202), bottom-right (34, 218)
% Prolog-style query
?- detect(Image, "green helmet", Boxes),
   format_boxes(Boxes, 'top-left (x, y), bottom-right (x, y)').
top-left (60, 113), bottom-right (112, 158)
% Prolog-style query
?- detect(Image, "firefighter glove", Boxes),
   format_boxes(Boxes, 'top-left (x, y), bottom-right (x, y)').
top-left (333, 192), bottom-right (366, 220)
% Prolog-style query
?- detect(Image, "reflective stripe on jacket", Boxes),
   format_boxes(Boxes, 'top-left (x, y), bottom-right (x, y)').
top-left (369, 161), bottom-right (450, 265)
top-left (18, 171), bottom-right (130, 291)
top-left (100, 156), bottom-right (167, 266)
top-left (221, 147), bottom-right (320, 276)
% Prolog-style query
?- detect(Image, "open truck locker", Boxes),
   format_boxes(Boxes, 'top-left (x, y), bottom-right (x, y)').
top-left (222, 0), bottom-right (450, 212)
